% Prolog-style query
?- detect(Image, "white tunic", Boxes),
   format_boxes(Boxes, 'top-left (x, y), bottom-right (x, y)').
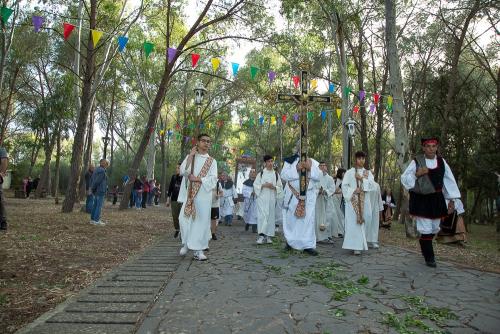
top-left (220, 183), bottom-right (236, 217)
top-left (315, 173), bottom-right (336, 241)
top-left (254, 169), bottom-right (283, 236)
top-left (281, 158), bottom-right (321, 250)
top-left (178, 153), bottom-right (218, 251)
top-left (401, 157), bottom-right (460, 234)
top-left (341, 168), bottom-right (376, 251)
top-left (242, 182), bottom-right (257, 225)
top-left (365, 182), bottom-right (384, 244)
top-left (332, 178), bottom-right (345, 236)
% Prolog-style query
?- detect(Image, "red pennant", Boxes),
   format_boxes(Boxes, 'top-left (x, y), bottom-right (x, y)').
top-left (175, 123), bottom-right (180, 130)
top-left (282, 115), bottom-right (287, 123)
top-left (63, 22), bottom-right (75, 40)
top-left (373, 93), bottom-right (380, 105)
top-left (292, 75), bottom-right (300, 89)
top-left (353, 105), bottom-right (360, 113)
top-left (191, 53), bottom-right (200, 68)
top-left (149, 126), bottom-right (154, 133)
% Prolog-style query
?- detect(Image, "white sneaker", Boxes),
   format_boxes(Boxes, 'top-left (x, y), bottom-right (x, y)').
top-left (179, 244), bottom-right (188, 256)
top-left (90, 220), bottom-right (97, 225)
top-left (353, 250), bottom-right (361, 255)
top-left (95, 221), bottom-right (106, 226)
top-left (266, 237), bottom-right (273, 244)
top-left (194, 250), bottom-right (207, 261)
top-left (256, 236), bottom-right (265, 244)
top-left (275, 226), bottom-right (280, 233)
top-left (372, 242), bottom-right (379, 249)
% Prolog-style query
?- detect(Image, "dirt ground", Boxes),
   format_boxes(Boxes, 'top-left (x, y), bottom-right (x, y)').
top-left (1, 194), bottom-right (498, 333)
top-left (0, 195), bottom-right (171, 334)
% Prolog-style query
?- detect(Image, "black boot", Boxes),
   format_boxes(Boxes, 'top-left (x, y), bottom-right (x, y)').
top-left (420, 235), bottom-right (436, 268)
top-left (212, 233), bottom-right (217, 240)
top-left (0, 221), bottom-right (7, 230)
top-left (251, 225), bottom-right (257, 233)
top-left (304, 248), bottom-right (319, 256)
top-left (245, 223), bottom-right (249, 231)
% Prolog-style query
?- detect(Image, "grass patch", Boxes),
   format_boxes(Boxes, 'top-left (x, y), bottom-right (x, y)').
top-left (266, 265), bottom-right (284, 275)
top-left (0, 294), bottom-right (8, 306)
top-left (328, 308), bottom-right (346, 317)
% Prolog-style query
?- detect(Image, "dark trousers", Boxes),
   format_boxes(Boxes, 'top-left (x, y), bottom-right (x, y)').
top-left (171, 201), bottom-right (182, 231)
top-left (154, 195), bottom-right (159, 205)
top-left (112, 194), bottom-right (118, 205)
top-left (0, 187), bottom-right (6, 226)
top-left (142, 192), bottom-right (148, 208)
top-left (419, 234), bottom-right (435, 263)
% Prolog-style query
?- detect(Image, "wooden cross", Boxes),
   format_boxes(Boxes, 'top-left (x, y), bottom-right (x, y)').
top-left (277, 70), bottom-right (332, 197)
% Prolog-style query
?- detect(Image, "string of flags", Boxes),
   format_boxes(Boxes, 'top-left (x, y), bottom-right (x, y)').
top-left (1, 5), bottom-right (396, 112)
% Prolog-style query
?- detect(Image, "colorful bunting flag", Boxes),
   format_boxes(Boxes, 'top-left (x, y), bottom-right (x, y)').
top-left (292, 76), bottom-right (300, 89)
top-left (271, 116), bottom-right (276, 125)
top-left (369, 103), bottom-right (375, 113)
top-left (167, 47), bottom-right (177, 63)
top-left (387, 95), bottom-right (393, 107)
top-left (336, 108), bottom-right (341, 119)
top-left (281, 115), bottom-right (287, 123)
top-left (199, 122), bottom-right (205, 129)
top-left (231, 62), bottom-right (239, 76)
top-left (63, 22), bottom-right (75, 40)
top-left (268, 71), bottom-right (276, 84)
top-left (211, 58), bottom-right (220, 72)
top-left (159, 130), bottom-right (165, 136)
top-left (118, 36), bottom-right (128, 52)
top-left (353, 105), bottom-right (360, 113)
top-left (250, 66), bottom-right (259, 80)
top-left (307, 111), bottom-right (313, 122)
top-left (259, 116), bottom-right (264, 125)
top-left (144, 42), bottom-right (154, 58)
top-left (32, 16), bottom-right (43, 32)
top-left (321, 110), bottom-right (326, 121)
top-left (373, 93), bottom-right (380, 105)
top-left (359, 90), bottom-right (365, 102)
top-left (1, 6), bottom-right (13, 23)
top-left (329, 83), bottom-right (335, 93)
top-left (293, 113), bottom-right (299, 122)
top-left (344, 86), bottom-right (351, 98)
top-left (91, 29), bottom-right (103, 47)
top-left (311, 79), bottom-right (318, 90)
top-left (191, 53), bottom-right (200, 67)
top-left (240, 149), bottom-right (244, 155)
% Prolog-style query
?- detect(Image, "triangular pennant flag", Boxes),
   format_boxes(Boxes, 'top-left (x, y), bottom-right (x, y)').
top-left (311, 79), bottom-right (318, 90)
top-left (211, 58), bottom-right (220, 72)
top-left (271, 116), bottom-right (276, 125)
top-left (321, 110), bottom-right (326, 121)
top-left (336, 108), bottom-right (341, 119)
top-left (293, 113), bottom-right (299, 122)
top-left (344, 86), bottom-right (351, 98)
top-left (176, 133), bottom-right (181, 140)
top-left (143, 42), bottom-right (154, 58)
top-left (32, 16), bottom-right (44, 32)
top-left (373, 93), bottom-right (380, 105)
top-left (359, 90), bottom-right (365, 102)
top-left (159, 130), bottom-right (165, 136)
top-left (208, 123), bottom-right (212, 129)
top-left (167, 47), bottom-right (177, 63)
top-left (199, 122), bottom-right (205, 129)
top-left (307, 111), bottom-right (313, 122)
top-left (387, 95), bottom-right (393, 107)
top-left (329, 83), bottom-right (335, 93)
top-left (91, 29), bottom-right (103, 47)
top-left (118, 36), bottom-right (128, 52)
top-left (191, 53), bottom-right (200, 67)
top-left (231, 62), bottom-right (239, 76)
top-left (259, 116), bottom-right (264, 125)
top-left (281, 115), bottom-right (287, 123)
top-left (63, 22), bottom-right (75, 40)
top-left (268, 71), bottom-right (276, 83)
top-left (369, 103), bottom-right (375, 113)
top-left (1, 6), bottom-right (13, 23)
top-left (292, 76), bottom-right (300, 88)
top-left (353, 105), bottom-right (360, 113)
top-left (250, 66), bottom-right (259, 80)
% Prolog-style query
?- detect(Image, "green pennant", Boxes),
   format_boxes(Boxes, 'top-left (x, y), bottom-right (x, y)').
top-left (1, 6), bottom-right (13, 23)
top-left (248, 116), bottom-right (254, 127)
top-left (143, 42), bottom-right (154, 58)
top-left (344, 86), bottom-right (351, 98)
top-left (250, 66), bottom-right (259, 80)
top-left (307, 111), bottom-right (313, 122)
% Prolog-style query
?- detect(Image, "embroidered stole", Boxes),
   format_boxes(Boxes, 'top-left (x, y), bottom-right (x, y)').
top-left (183, 156), bottom-right (214, 219)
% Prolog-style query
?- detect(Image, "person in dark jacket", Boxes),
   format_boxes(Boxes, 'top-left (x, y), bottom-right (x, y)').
top-left (84, 165), bottom-right (95, 213)
top-left (133, 176), bottom-right (143, 209)
top-left (89, 159), bottom-right (109, 225)
top-left (141, 175), bottom-right (149, 209)
top-left (0, 146), bottom-right (8, 231)
top-left (166, 163), bottom-right (183, 238)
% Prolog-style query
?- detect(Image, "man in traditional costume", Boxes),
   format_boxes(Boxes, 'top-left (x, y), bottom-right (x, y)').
top-left (178, 134), bottom-right (218, 261)
top-left (315, 162), bottom-right (336, 242)
top-left (342, 151), bottom-right (377, 255)
top-left (281, 150), bottom-right (321, 256)
top-left (366, 181), bottom-right (384, 249)
top-left (254, 155), bottom-right (283, 244)
top-left (220, 173), bottom-right (237, 226)
top-left (332, 168), bottom-right (346, 238)
top-left (242, 169), bottom-right (258, 233)
top-left (381, 189), bottom-right (396, 229)
top-left (437, 198), bottom-right (466, 245)
top-left (401, 137), bottom-right (461, 267)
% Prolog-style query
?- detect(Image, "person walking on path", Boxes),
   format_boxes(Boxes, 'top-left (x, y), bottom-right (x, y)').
top-left (0, 146), bottom-right (8, 231)
top-left (401, 137), bottom-right (461, 268)
top-left (177, 134), bottom-right (217, 261)
top-left (89, 159), bottom-right (109, 226)
top-left (84, 165), bottom-right (95, 213)
top-left (242, 169), bottom-right (258, 233)
top-left (141, 176), bottom-right (150, 209)
top-left (220, 173), bottom-right (237, 226)
top-left (166, 163), bottom-right (183, 238)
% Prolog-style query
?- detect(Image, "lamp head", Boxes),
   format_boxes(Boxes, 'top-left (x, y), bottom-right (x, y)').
top-left (193, 80), bottom-right (207, 106)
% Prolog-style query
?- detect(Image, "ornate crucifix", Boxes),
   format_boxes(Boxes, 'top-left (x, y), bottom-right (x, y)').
top-left (277, 70), bottom-right (332, 197)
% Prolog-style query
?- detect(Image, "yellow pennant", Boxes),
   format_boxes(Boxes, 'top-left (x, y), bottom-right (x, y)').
top-left (91, 29), bottom-right (103, 47)
top-left (336, 108), bottom-right (341, 119)
top-left (271, 116), bottom-right (276, 124)
top-left (387, 95), bottom-right (393, 106)
top-left (211, 58), bottom-right (220, 72)
top-left (311, 79), bottom-right (317, 90)
top-left (207, 123), bottom-right (212, 129)
top-left (159, 130), bottom-right (165, 136)
top-left (240, 149), bottom-right (244, 155)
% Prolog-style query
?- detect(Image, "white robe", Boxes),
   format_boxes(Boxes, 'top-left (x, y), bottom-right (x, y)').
top-left (365, 182), bottom-right (384, 244)
top-left (178, 153), bottom-right (218, 251)
top-left (315, 173), bottom-right (336, 241)
top-left (401, 157), bottom-right (461, 234)
top-left (281, 158), bottom-right (321, 250)
top-left (341, 168), bottom-right (376, 251)
top-left (220, 183), bottom-right (236, 217)
top-left (332, 178), bottom-right (345, 237)
top-left (242, 183), bottom-right (257, 225)
top-left (254, 169), bottom-right (283, 236)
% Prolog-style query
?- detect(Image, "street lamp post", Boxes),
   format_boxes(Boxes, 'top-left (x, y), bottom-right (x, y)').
top-left (344, 117), bottom-right (357, 168)
top-left (102, 135), bottom-right (110, 159)
top-left (188, 80), bottom-right (207, 192)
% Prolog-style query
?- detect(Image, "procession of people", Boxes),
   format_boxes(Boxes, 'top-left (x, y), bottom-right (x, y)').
top-left (170, 133), bottom-right (463, 268)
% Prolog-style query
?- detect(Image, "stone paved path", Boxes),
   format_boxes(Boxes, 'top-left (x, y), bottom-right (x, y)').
top-left (19, 220), bottom-right (500, 334)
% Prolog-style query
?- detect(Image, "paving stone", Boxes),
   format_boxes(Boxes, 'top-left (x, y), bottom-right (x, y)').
top-left (96, 281), bottom-right (162, 288)
top-left (21, 323), bottom-right (135, 334)
top-left (112, 275), bottom-right (166, 282)
top-left (46, 312), bottom-right (141, 324)
top-left (77, 294), bottom-right (153, 303)
top-left (88, 287), bottom-right (159, 294)
top-left (64, 302), bottom-right (148, 313)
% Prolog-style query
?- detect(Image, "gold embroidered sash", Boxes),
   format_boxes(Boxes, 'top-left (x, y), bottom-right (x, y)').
top-left (184, 156), bottom-right (214, 219)
top-left (288, 180), bottom-right (308, 218)
top-left (351, 176), bottom-right (365, 225)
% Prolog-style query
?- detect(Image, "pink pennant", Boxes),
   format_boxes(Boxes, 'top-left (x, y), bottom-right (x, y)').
top-left (292, 76), bottom-right (300, 89)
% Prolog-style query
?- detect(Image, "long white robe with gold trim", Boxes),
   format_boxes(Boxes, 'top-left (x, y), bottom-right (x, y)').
top-left (254, 169), bottom-right (283, 236)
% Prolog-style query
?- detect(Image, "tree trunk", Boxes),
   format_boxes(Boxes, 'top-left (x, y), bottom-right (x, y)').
top-left (54, 130), bottom-right (62, 204)
top-left (62, 0), bottom-right (98, 213)
top-left (386, 0), bottom-right (412, 236)
top-left (79, 107), bottom-right (95, 205)
top-left (160, 130), bottom-right (167, 201)
top-left (146, 128), bottom-right (156, 180)
top-left (356, 30), bottom-right (369, 167)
